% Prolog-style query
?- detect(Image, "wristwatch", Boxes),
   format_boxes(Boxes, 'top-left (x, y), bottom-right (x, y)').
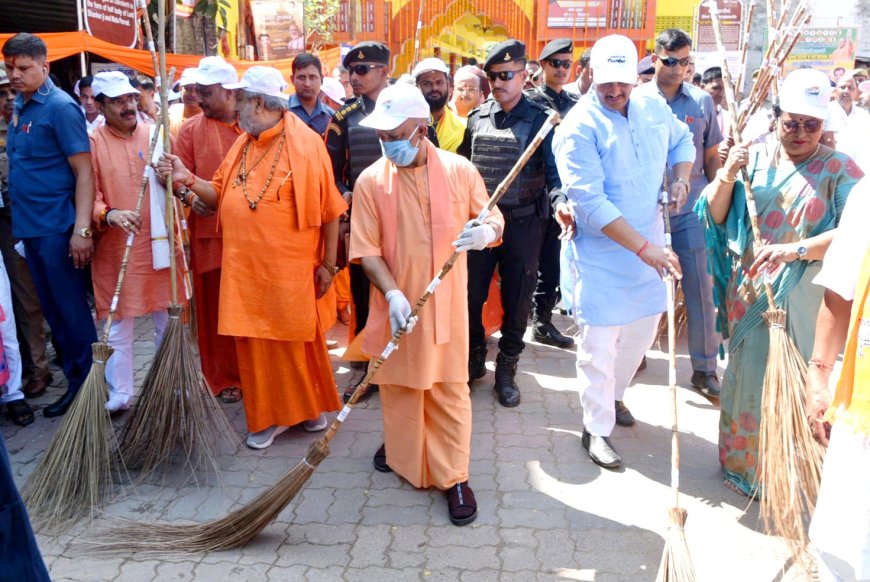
top-left (674, 177), bottom-right (690, 187)
top-left (76, 226), bottom-right (93, 238)
top-left (796, 245), bottom-right (808, 260)
top-left (321, 262), bottom-right (340, 276)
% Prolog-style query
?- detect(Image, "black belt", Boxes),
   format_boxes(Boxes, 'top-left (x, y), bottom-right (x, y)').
top-left (499, 202), bottom-right (539, 220)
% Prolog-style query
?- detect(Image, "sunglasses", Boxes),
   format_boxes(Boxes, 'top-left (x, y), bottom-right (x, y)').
top-left (486, 69), bottom-right (524, 82)
top-left (546, 59), bottom-right (573, 69)
top-left (348, 64), bottom-right (385, 76)
top-left (779, 118), bottom-right (823, 134)
top-left (657, 55), bottom-right (692, 68)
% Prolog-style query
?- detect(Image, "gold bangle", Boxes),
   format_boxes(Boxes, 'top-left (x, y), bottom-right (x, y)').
top-left (808, 358), bottom-right (834, 372)
top-left (716, 168), bottom-right (737, 183)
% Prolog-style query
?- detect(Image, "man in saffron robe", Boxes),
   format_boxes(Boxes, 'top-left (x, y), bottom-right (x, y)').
top-left (174, 56), bottom-right (243, 403)
top-left (159, 66), bottom-right (345, 449)
top-left (349, 84), bottom-right (504, 525)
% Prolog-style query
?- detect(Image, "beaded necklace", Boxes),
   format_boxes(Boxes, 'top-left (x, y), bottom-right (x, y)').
top-left (235, 129), bottom-right (286, 210)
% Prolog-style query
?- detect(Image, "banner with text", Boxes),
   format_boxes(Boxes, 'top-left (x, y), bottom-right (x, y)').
top-left (85, 0), bottom-right (137, 48)
top-left (250, 0), bottom-right (306, 61)
top-left (782, 27), bottom-right (860, 79)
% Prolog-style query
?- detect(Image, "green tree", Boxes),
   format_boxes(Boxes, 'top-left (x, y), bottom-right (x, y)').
top-left (304, 0), bottom-right (342, 52)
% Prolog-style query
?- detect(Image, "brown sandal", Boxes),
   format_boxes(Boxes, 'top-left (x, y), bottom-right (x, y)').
top-left (446, 481), bottom-right (478, 526)
top-left (6, 399), bottom-right (35, 427)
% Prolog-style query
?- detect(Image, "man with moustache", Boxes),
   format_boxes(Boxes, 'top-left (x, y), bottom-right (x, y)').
top-left (526, 38), bottom-right (578, 349)
top-left (458, 40), bottom-right (564, 407)
top-left (3, 33), bottom-right (97, 418)
top-left (289, 53), bottom-right (334, 136)
top-left (159, 66), bottom-right (345, 449)
top-left (828, 72), bottom-right (870, 170)
top-left (450, 66), bottom-right (485, 119)
top-left (566, 49), bottom-right (593, 96)
top-left (554, 34), bottom-right (693, 468)
top-left (413, 57), bottom-right (465, 153)
top-left (89, 72), bottom-right (182, 412)
top-left (75, 76), bottom-right (104, 134)
top-left (701, 67), bottom-right (727, 133)
top-left (174, 56), bottom-right (244, 403)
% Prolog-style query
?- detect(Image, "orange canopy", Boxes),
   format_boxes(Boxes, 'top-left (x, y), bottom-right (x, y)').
top-left (0, 31), bottom-right (340, 81)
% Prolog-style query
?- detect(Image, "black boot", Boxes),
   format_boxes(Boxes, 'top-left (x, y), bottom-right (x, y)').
top-left (44, 390), bottom-right (78, 418)
top-left (531, 318), bottom-right (574, 349)
top-left (468, 346), bottom-right (487, 383)
top-left (493, 353), bottom-right (521, 407)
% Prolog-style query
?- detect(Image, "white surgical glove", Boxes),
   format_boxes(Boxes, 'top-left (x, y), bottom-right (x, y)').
top-left (385, 289), bottom-right (418, 336)
top-left (451, 220), bottom-right (497, 253)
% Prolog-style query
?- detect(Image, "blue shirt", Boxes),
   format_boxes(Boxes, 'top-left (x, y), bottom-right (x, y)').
top-left (553, 90), bottom-right (695, 326)
top-left (635, 81), bottom-right (722, 227)
top-left (288, 95), bottom-right (335, 137)
top-left (7, 77), bottom-right (90, 238)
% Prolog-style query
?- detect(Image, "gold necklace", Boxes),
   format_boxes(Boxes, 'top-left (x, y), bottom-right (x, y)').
top-left (237, 130), bottom-right (286, 210)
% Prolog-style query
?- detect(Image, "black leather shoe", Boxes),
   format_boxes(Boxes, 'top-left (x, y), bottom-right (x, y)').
top-left (582, 431), bottom-right (621, 468)
top-left (615, 400), bottom-right (636, 427)
top-left (43, 390), bottom-right (78, 418)
top-left (343, 380), bottom-right (379, 403)
top-left (468, 347), bottom-right (487, 383)
top-left (531, 320), bottom-right (574, 349)
top-left (493, 353), bottom-right (520, 407)
top-left (691, 371), bottom-right (721, 399)
top-left (23, 373), bottom-right (52, 398)
top-left (373, 443), bottom-right (392, 473)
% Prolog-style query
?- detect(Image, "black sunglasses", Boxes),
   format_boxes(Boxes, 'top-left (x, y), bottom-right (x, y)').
top-left (486, 69), bottom-right (524, 82)
top-left (779, 118), bottom-right (823, 134)
top-left (348, 64), bottom-right (385, 76)
top-left (546, 59), bottom-right (573, 69)
top-left (657, 55), bottom-right (692, 68)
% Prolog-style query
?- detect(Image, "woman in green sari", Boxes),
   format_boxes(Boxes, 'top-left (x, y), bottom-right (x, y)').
top-left (695, 69), bottom-right (864, 496)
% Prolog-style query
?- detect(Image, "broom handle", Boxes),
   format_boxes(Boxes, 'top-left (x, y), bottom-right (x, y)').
top-left (709, 5), bottom-right (778, 308)
top-left (100, 119), bottom-right (165, 344)
top-left (321, 112), bottom-right (561, 444)
top-left (661, 179), bottom-right (681, 507)
top-left (733, 0), bottom-right (755, 103)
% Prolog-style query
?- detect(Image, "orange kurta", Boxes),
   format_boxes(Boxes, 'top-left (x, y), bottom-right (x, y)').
top-left (90, 123), bottom-right (183, 321)
top-left (211, 112), bottom-right (347, 431)
top-left (176, 112), bottom-right (243, 394)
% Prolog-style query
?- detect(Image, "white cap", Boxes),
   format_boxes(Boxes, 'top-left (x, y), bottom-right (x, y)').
top-left (320, 76), bottom-right (345, 104)
top-left (860, 79), bottom-right (870, 94)
top-left (178, 67), bottom-right (198, 87)
top-left (194, 56), bottom-right (239, 86)
top-left (590, 35), bottom-right (638, 85)
top-left (223, 66), bottom-right (288, 99)
top-left (779, 69), bottom-right (832, 120)
top-left (359, 83), bottom-right (430, 131)
top-left (92, 71), bottom-right (140, 99)
top-left (0, 66), bottom-right (8, 86)
top-left (412, 57), bottom-right (449, 78)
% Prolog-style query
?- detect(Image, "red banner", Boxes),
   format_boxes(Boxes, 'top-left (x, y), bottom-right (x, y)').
top-left (84, 0), bottom-right (138, 48)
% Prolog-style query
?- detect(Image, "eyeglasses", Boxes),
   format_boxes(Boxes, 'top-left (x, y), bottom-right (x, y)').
top-left (779, 118), bottom-right (823, 134)
top-left (657, 55), bottom-right (692, 68)
top-left (546, 59), bottom-right (573, 69)
top-left (348, 64), bottom-right (385, 76)
top-left (486, 69), bottom-right (524, 82)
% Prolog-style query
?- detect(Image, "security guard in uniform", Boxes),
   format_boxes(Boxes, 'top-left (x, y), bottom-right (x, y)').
top-left (458, 40), bottom-right (562, 408)
top-left (526, 38), bottom-right (578, 350)
top-left (326, 42), bottom-right (391, 400)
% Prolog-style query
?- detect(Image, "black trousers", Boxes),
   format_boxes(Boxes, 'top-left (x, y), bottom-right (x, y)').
top-left (349, 262), bottom-right (371, 336)
top-left (532, 216), bottom-right (562, 323)
top-left (468, 212), bottom-right (544, 358)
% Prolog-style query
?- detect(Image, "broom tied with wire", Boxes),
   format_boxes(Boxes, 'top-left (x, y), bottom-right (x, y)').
top-left (21, 122), bottom-right (164, 533)
top-left (118, 0), bottom-right (240, 481)
top-left (91, 112), bottom-right (561, 553)
top-left (709, 3), bottom-right (824, 558)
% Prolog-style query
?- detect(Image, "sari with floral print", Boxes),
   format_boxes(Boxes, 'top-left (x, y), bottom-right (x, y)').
top-left (695, 143), bottom-right (863, 496)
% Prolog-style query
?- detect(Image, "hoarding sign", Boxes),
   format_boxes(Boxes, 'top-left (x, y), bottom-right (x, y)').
top-left (250, 0), bottom-right (305, 61)
top-left (85, 0), bottom-right (138, 48)
top-left (783, 27), bottom-right (860, 79)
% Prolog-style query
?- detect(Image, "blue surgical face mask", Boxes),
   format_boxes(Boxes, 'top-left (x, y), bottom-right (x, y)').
top-left (380, 131), bottom-right (421, 167)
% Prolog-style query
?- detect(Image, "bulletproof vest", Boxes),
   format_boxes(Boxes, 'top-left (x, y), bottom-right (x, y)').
top-left (470, 101), bottom-right (546, 208)
top-left (346, 103), bottom-right (382, 190)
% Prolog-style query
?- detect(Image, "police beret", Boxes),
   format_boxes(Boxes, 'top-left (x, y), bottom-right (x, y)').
top-left (637, 55), bottom-right (654, 75)
top-left (343, 42), bottom-right (390, 68)
top-left (539, 38), bottom-right (573, 62)
top-left (484, 40), bottom-right (526, 71)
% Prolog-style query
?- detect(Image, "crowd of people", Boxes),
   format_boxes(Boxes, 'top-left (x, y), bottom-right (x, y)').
top-left (0, 26), bottom-right (868, 578)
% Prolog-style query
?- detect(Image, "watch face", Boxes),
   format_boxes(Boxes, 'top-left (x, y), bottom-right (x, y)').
top-left (798, 245), bottom-right (808, 257)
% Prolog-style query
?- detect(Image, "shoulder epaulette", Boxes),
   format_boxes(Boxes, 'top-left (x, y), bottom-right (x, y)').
top-left (334, 99), bottom-right (362, 122)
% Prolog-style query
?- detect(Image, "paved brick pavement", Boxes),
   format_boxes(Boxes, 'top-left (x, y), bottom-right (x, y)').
top-left (2, 314), bottom-right (811, 581)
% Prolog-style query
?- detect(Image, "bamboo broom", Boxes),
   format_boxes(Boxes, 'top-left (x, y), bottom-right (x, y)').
top-left (656, 182), bottom-right (697, 582)
top-left (91, 112), bottom-right (562, 553)
top-left (21, 121), bottom-right (163, 533)
top-left (709, 4), bottom-right (824, 557)
top-left (118, 0), bottom-right (240, 481)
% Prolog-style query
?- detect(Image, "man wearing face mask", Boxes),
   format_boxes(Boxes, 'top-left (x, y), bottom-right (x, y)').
top-left (350, 83), bottom-right (503, 525)
top-left (3, 33), bottom-right (98, 418)
top-left (457, 40), bottom-right (565, 408)
top-left (413, 57), bottom-right (465, 153)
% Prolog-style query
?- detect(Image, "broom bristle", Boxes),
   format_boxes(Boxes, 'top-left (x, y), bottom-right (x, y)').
top-left (91, 439), bottom-right (329, 553)
top-left (656, 507), bottom-right (697, 582)
top-left (22, 343), bottom-right (123, 532)
top-left (118, 305), bottom-right (240, 482)
top-left (758, 309), bottom-right (825, 557)
top-left (657, 285), bottom-right (688, 341)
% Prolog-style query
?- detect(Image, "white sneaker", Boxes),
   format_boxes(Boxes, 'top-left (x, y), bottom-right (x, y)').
top-left (302, 413), bottom-right (328, 432)
top-left (246, 425), bottom-right (290, 449)
top-left (105, 394), bottom-right (131, 413)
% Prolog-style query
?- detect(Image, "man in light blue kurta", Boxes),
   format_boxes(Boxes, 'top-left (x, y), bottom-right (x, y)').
top-left (554, 34), bottom-right (695, 469)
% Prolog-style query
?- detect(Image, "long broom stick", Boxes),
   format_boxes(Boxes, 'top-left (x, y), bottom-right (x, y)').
top-left (93, 112), bottom-right (562, 553)
top-left (656, 181), bottom-right (697, 582)
top-left (118, 0), bottom-right (240, 480)
top-left (710, 4), bottom-right (824, 558)
top-left (21, 121), bottom-right (163, 532)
